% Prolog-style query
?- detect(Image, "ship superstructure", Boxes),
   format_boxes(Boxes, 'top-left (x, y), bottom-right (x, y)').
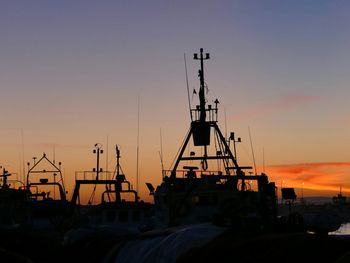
top-left (150, 49), bottom-right (277, 228)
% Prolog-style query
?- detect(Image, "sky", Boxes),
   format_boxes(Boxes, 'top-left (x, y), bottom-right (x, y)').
top-left (1, 1), bottom-right (350, 202)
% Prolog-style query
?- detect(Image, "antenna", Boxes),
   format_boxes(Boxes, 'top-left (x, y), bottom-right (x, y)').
top-left (21, 129), bottom-right (25, 185)
top-left (159, 128), bottom-right (165, 178)
top-left (184, 53), bottom-right (192, 121)
top-left (224, 108), bottom-right (227, 140)
top-left (262, 147), bottom-right (265, 173)
top-left (116, 144), bottom-right (121, 177)
top-left (106, 135), bottom-right (109, 179)
top-left (248, 127), bottom-right (257, 174)
top-left (93, 143), bottom-right (103, 180)
top-left (18, 153), bottom-right (22, 185)
top-left (136, 95), bottom-right (140, 194)
top-left (53, 144), bottom-right (56, 164)
top-left (159, 152), bottom-right (165, 179)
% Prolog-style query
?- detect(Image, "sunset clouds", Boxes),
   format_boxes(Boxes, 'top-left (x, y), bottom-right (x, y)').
top-left (266, 162), bottom-right (350, 195)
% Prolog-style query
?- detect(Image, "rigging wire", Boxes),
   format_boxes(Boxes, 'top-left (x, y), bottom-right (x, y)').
top-left (213, 130), bottom-right (220, 171)
top-left (224, 108), bottom-right (227, 140)
top-left (168, 128), bottom-right (192, 172)
top-left (88, 185), bottom-right (97, 205)
top-left (215, 129), bottom-right (229, 174)
top-left (184, 53), bottom-right (193, 121)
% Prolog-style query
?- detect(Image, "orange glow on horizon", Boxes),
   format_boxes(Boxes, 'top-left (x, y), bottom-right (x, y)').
top-left (264, 162), bottom-right (350, 197)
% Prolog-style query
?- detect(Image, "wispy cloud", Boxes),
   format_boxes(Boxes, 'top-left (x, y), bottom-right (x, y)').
top-left (235, 94), bottom-right (320, 120)
top-left (265, 162), bottom-right (350, 195)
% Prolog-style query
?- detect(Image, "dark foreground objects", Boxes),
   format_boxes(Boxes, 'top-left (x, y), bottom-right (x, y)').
top-left (1, 227), bottom-right (350, 263)
top-left (177, 230), bottom-right (350, 263)
top-left (0, 228), bottom-right (119, 263)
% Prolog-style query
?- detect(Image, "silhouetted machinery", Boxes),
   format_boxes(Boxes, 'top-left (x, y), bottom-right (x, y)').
top-left (282, 188), bottom-right (297, 201)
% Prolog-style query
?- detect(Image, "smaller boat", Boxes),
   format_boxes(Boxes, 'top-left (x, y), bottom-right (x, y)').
top-left (332, 187), bottom-right (347, 205)
top-left (26, 153), bottom-right (68, 230)
top-left (66, 144), bottom-right (153, 244)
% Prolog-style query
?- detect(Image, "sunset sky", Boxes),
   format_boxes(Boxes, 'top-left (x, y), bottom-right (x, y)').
top-left (1, 1), bottom-right (350, 202)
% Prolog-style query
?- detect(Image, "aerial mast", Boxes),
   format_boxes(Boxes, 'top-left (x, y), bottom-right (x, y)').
top-left (116, 145), bottom-right (121, 177)
top-left (170, 48), bottom-right (244, 179)
top-left (93, 143), bottom-right (103, 180)
top-left (193, 48), bottom-right (210, 123)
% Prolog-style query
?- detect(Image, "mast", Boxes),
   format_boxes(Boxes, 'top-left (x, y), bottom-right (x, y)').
top-left (0, 168), bottom-right (11, 189)
top-left (93, 143), bottom-right (103, 180)
top-left (169, 48), bottom-right (246, 180)
top-left (193, 48), bottom-right (210, 123)
top-left (116, 145), bottom-right (121, 177)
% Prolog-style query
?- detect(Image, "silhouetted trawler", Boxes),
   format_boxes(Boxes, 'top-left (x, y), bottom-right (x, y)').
top-left (0, 155), bottom-right (67, 230)
top-left (26, 153), bottom-right (68, 230)
top-left (148, 49), bottom-right (277, 228)
top-left (67, 144), bottom-right (153, 238)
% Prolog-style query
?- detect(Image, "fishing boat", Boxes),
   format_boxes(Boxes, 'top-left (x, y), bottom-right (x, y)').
top-left (148, 48), bottom-right (277, 229)
top-left (65, 143), bottom-right (153, 244)
top-left (25, 153), bottom-right (68, 230)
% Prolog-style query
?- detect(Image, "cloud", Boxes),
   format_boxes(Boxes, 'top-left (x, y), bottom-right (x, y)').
top-left (235, 94), bottom-right (320, 120)
top-left (265, 162), bottom-right (350, 195)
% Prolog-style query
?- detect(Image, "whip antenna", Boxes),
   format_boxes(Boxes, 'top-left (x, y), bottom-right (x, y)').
top-left (159, 128), bottom-right (165, 178)
top-left (263, 147), bottom-right (265, 173)
top-left (136, 96), bottom-right (140, 193)
top-left (248, 126), bottom-right (257, 174)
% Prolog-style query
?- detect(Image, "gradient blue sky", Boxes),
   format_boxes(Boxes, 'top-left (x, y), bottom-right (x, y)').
top-left (1, 1), bottom-right (350, 200)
